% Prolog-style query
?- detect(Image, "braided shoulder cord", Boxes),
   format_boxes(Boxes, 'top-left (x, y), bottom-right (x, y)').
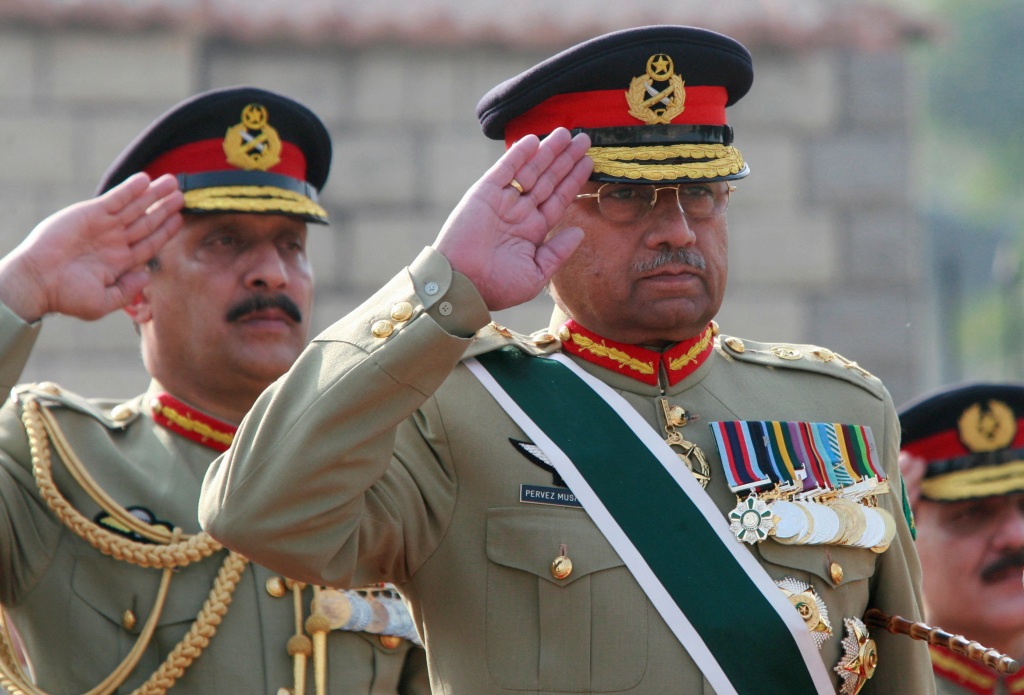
top-left (0, 394), bottom-right (250, 694)
top-left (22, 397), bottom-right (222, 568)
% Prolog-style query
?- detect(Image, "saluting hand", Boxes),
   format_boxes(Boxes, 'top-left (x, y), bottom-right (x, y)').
top-left (0, 173), bottom-right (184, 323)
top-left (433, 128), bottom-right (593, 311)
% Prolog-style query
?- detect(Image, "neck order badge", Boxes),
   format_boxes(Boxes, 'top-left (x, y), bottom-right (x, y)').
top-left (468, 348), bottom-right (833, 694)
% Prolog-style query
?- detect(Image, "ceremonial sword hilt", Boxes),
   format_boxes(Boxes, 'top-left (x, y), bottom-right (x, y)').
top-left (863, 609), bottom-right (1019, 675)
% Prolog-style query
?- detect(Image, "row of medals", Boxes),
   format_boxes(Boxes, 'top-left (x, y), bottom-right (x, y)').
top-left (660, 399), bottom-right (896, 552)
top-left (661, 401), bottom-right (881, 693)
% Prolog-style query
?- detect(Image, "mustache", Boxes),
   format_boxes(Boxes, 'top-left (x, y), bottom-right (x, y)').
top-left (634, 248), bottom-right (706, 273)
top-left (225, 294), bottom-right (303, 324)
top-left (980, 550), bottom-right (1024, 583)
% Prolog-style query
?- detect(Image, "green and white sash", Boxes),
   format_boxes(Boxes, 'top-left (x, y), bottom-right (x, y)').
top-left (467, 348), bottom-right (834, 695)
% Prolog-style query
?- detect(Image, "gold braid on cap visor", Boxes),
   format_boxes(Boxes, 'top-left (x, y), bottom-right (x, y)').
top-left (184, 185), bottom-right (328, 221)
top-left (588, 143), bottom-right (745, 181)
top-left (921, 459), bottom-right (1024, 501)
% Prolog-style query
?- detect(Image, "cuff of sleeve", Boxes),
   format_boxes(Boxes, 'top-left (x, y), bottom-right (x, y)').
top-left (409, 248), bottom-right (490, 338)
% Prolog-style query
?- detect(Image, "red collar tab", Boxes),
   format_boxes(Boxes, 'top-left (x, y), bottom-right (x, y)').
top-left (928, 644), bottom-right (1024, 695)
top-left (558, 321), bottom-right (716, 386)
top-left (150, 393), bottom-right (236, 453)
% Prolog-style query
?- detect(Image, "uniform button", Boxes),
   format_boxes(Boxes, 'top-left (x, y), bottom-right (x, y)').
top-left (379, 635), bottom-right (403, 649)
top-left (829, 561), bottom-right (844, 585)
top-left (551, 555), bottom-right (573, 580)
top-left (37, 381), bottom-right (62, 395)
top-left (110, 403), bottom-right (134, 421)
top-left (121, 609), bottom-right (137, 632)
top-left (372, 320), bottom-right (395, 338)
top-left (557, 326), bottom-right (571, 342)
top-left (438, 302), bottom-right (453, 316)
top-left (266, 576), bottom-right (288, 598)
top-left (724, 337), bottom-right (745, 353)
top-left (533, 332), bottom-right (556, 346)
top-left (390, 302), bottom-right (414, 322)
top-left (149, 398), bottom-right (163, 415)
top-left (424, 281), bottom-right (439, 296)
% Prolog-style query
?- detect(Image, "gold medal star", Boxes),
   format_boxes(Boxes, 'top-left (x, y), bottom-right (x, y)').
top-left (834, 617), bottom-right (878, 695)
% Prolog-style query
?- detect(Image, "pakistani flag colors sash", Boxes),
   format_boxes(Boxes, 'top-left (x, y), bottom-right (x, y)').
top-left (467, 348), bottom-right (834, 695)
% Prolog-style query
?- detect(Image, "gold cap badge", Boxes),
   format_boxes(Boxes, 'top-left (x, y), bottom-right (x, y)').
top-left (626, 54), bottom-right (686, 125)
top-left (958, 399), bottom-right (1016, 453)
top-left (223, 103), bottom-right (283, 171)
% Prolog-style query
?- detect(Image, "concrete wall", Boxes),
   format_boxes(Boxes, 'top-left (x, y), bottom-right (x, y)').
top-left (0, 27), bottom-right (929, 404)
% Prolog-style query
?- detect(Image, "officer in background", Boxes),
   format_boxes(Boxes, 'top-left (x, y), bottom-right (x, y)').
top-left (900, 382), bottom-right (1024, 694)
top-left (0, 87), bottom-right (427, 694)
top-left (201, 27), bottom-right (933, 694)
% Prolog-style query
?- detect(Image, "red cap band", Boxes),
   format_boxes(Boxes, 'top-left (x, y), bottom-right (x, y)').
top-left (143, 138), bottom-right (309, 181)
top-left (504, 86), bottom-right (728, 146)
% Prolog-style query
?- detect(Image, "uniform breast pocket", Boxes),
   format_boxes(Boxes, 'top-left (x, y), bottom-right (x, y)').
top-left (69, 551), bottom-right (219, 686)
top-left (485, 506), bottom-right (648, 693)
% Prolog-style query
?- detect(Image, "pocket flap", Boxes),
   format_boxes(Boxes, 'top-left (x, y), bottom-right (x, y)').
top-left (486, 506), bottom-right (624, 586)
top-left (758, 539), bottom-right (878, 588)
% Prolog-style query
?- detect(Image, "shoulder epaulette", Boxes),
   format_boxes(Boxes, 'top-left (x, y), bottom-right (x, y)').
top-left (12, 382), bottom-right (141, 429)
top-left (464, 322), bottom-right (562, 359)
top-left (715, 334), bottom-right (885, 400)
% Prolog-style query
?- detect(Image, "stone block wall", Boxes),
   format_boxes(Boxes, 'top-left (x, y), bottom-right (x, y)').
top-left (0, 26), bottom-right (929, 404)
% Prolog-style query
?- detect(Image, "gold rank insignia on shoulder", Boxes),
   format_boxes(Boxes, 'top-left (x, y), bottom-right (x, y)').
top-left (223, 103), bottom-right (283, 171)
top-left (626, 54), bottom-right (686, 124)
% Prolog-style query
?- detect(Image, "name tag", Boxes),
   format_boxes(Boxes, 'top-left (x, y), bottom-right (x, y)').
top-left (519, 484), bottom-right (582, 508)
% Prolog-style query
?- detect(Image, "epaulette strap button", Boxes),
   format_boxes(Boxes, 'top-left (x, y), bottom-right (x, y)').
top-left (37, 382), bottom-right (61, 396)
top-left (724, 337), bottom-right (745, 353)
top-left (110, 404), bottom-right (134, 422)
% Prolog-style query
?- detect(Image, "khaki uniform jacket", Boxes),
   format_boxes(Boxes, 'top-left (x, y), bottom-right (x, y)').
top-left (201, 248), bottom-right (936, 694)
top-left (0, 303), bottom-right (428, 694)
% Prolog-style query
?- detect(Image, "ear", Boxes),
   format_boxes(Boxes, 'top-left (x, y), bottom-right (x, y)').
top-left (123, 289), bottom-right (153, 324)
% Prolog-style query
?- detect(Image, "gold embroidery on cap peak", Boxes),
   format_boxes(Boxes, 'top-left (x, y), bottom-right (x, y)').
top-left (223, 103), bottom-right (283, 171)
top-left (589, 145), bottom-right (745, 181)
top-left (958, 399), bottom-right (1017, 453)
top-left (626, 54), bottom-right (686, 124)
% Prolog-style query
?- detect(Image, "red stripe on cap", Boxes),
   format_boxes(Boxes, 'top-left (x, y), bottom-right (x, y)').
top-left (143, 138), bottom-right (309, 181)
top-left (504, 86), bottom-right (728, 146)
top-left (904, 418), bottom-right (1024, 462)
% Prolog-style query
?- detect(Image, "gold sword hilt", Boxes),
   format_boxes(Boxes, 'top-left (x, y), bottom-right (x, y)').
top-left (864, 609), bottom-right (1019, 675)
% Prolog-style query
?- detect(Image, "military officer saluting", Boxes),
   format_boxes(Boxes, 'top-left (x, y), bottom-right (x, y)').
top-left (0, 87), bottom-right (427, 694)
top-left (900, 383), bottom-right (1024, 695)
top-left (201, 27), bottom-right (933, 694)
